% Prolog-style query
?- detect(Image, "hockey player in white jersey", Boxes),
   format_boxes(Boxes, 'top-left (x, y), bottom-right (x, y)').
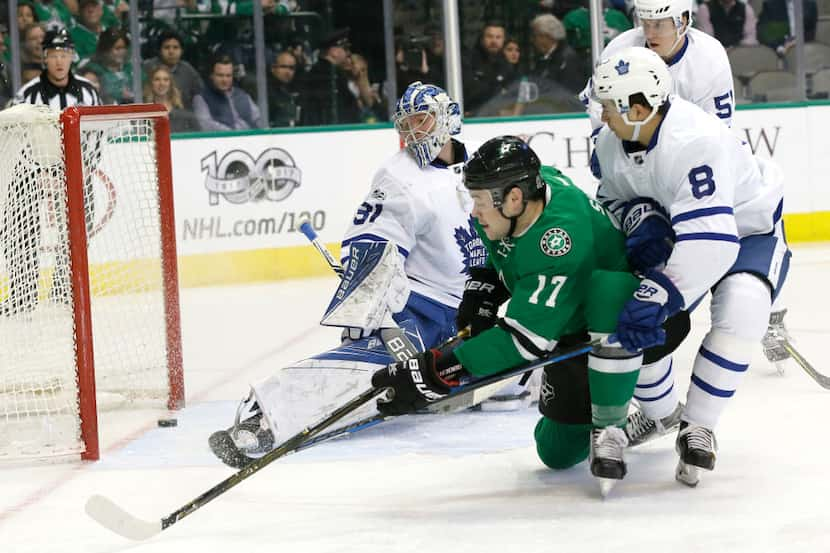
top-left (591, 47), bottom-right (790, 486)
top-left (581, 0), bottom-right (735, 127)
top-left (583, 0), bottom-right (797, 446)
top-left (209, 82), bottom-right (490, 468)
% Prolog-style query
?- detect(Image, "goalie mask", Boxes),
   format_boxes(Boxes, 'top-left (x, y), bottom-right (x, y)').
top-left (592, 46), bottom-right (672, 139)
top-left (394, 81), bottom-right (461, 169)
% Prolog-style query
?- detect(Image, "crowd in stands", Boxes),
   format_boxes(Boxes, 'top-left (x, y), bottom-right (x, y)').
top-left (0, 0), bottom-right (827, 131)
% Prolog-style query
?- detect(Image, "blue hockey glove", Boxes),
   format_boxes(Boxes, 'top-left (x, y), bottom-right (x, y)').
top-left (615, 271), bottom-right (684, 353)
top-left (621, 199), bottom-right (675, 273)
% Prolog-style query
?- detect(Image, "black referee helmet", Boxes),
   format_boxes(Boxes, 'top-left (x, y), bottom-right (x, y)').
top-left (42, 28), bottom-right (75, 53)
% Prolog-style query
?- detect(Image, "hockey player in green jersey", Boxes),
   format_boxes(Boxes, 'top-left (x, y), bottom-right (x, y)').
top-left (372, 135), bottom-right (689, 495)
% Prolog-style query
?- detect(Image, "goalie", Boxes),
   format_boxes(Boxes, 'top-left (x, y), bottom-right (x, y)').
top-left (210, 82), bottom-right (491, 467)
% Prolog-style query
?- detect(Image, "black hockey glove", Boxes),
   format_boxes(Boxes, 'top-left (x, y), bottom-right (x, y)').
top-left (456, 267), bottom-right (510, 338)
top-left (371, 348), bottom-right (468, 416)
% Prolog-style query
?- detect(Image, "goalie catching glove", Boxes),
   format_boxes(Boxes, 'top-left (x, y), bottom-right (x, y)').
top-left (371, 347), bottom-right (468, 415)
top-left (456, 266), bottom-right (510, 337)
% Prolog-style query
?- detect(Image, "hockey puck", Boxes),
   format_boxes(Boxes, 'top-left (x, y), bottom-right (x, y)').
top-left (157, 418), bottom-right (178, 428)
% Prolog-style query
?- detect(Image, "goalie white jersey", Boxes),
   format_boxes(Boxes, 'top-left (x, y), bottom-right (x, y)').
top-left (341, 140), bottom-right (486, 308)
top-left (582, 28), bottom-right (734, 127)
top-left (593, 97), bottom-right (784, 307)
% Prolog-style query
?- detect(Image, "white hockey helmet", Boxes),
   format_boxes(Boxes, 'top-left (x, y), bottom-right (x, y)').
top-left (393, 81), bottom-right (461, 168)
top-left (634, 0), bottom-right (693, 29)
top-left (592, 46), bottom-right (672, 128)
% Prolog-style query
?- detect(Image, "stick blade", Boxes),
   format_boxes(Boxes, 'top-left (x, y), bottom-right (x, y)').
top-left (85, 494), bottom-right (162, 541)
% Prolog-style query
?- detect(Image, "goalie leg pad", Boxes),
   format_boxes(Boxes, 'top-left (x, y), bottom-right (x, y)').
top-left (251, 337), bottom-right (392, 442)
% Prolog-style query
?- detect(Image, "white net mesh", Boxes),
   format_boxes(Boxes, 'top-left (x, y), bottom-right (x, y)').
top-left (0, 104), bottom-right (175, 459)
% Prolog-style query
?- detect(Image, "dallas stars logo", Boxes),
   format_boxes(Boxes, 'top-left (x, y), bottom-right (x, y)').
top-left (540, 228), bottom-right (572, 257)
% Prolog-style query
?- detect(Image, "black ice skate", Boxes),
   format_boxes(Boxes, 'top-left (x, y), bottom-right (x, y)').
top-left (675, 421), bottom-right (717, 487)
top-left (209, 393), bottom-right (274, 469)
top-left (625, 402), bottom-right (684, 447)
top-left (589, 426), bottom-right (629, 497)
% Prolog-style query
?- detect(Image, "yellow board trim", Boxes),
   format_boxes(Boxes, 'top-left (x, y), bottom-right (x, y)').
top-left (782, 212), bottom-right (830, 243)
top-left (178, 243), bottom-right (340, 287)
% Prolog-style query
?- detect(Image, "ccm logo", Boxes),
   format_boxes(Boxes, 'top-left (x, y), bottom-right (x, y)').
top-left (635, 284), bottom-right (659, 299)
top-left (466, 281), bottom-right (495, 293)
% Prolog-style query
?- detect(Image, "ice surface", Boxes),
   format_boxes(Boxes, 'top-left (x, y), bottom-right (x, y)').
top-left (0, 244), bottom-right (828, 553)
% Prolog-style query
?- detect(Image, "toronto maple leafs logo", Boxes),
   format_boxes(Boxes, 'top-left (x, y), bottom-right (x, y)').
top-left (454, 216), bottom-right (487, 275)
top-left (615, 59), bottom-right (630, 75)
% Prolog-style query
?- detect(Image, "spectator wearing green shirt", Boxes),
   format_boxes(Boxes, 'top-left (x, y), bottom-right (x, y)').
top-left (100, 0), bottom-right (129, 28)
top-left (562, 4), bottom-right (632, 53)
top-left (78, 26), bottom-right (134, 104)
top-left (33, 0), bottom-right (78, 30)
top-left (70, 0), bottom-right (105, 61)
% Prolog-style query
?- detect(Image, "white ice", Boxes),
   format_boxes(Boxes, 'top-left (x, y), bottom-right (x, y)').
top-left (1, 244), bottom-right (829, 553)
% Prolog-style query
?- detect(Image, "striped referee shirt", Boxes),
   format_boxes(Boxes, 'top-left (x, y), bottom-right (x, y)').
top-left (13, 70), bottom-right (102, 109)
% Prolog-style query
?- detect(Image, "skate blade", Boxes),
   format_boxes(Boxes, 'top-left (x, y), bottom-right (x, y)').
top-left (597, 477), bottom-right (618, 498)
top-left (774, 357), bottom-right (793, 376)
top-left (675, 460), bottom-right (700, 487)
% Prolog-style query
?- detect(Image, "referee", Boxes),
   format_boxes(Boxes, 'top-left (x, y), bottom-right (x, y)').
top-left (1, 29), bottom-right (101, 316)
top-left (14, 28), bottom-right (102, 108)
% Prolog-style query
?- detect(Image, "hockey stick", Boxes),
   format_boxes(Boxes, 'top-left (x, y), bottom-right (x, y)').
top-left (783, 342), bottom-right (830, 390)
top-left (85, 339), bottom-right (600, 540)
top-left (298, 221), bottom-right (419, 361)
top-left (300, 221), bottom-right (344, 277)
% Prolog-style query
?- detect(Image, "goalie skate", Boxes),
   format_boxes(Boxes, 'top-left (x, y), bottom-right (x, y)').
top-left (675, 422), bottom-right (717, 487)
top-left (209, 393), bottom-right (275, 469)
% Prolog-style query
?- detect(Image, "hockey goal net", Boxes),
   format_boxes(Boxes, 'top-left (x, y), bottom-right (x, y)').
top-left (0, 103), bottom-right (183, 461)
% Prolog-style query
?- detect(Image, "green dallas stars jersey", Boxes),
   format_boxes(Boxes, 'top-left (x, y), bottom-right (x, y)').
top-left (454, 166), bottom-right (636, 377)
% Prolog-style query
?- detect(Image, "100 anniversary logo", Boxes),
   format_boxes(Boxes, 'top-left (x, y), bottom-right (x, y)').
top-left (201, 148), bottom-right (302, 205)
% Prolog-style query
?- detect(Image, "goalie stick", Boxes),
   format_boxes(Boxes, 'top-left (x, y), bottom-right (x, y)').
top-left (85, 338), bottom-right (600, 540)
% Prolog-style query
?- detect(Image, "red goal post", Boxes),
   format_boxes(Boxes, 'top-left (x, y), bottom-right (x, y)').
top-left (0, 104), bottom-right (184, 461)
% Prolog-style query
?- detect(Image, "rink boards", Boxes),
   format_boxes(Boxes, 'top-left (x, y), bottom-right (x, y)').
top-left (136, 102), bottom-right (830, 286)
